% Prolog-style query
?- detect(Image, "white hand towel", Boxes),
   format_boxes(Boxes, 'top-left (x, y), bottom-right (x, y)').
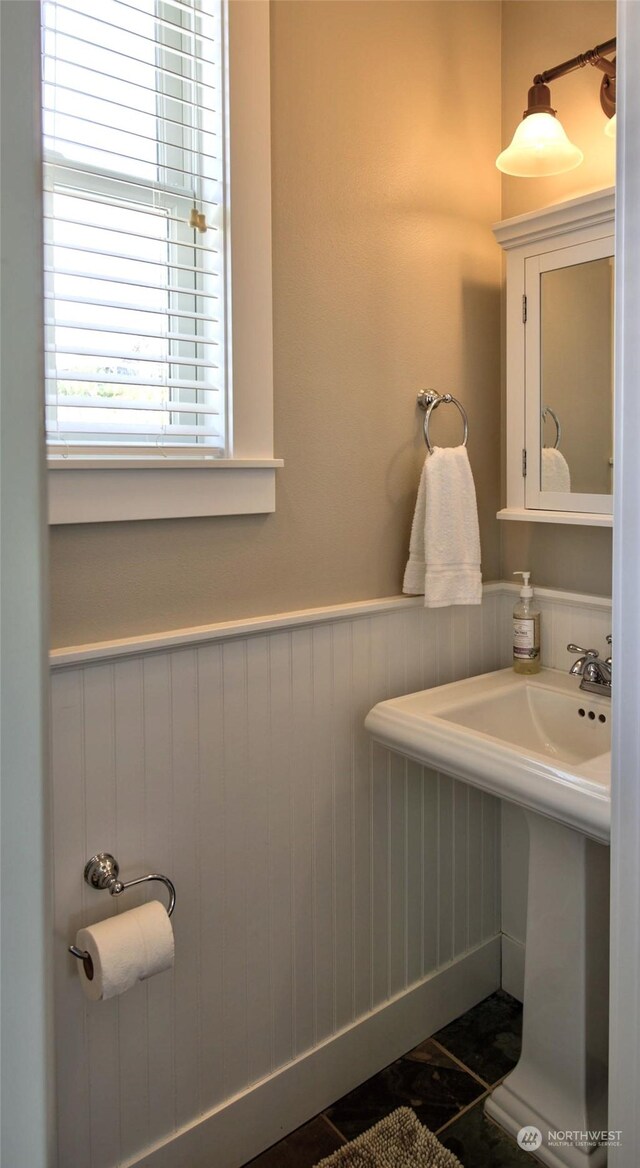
top-left (402, 458), bottom-right (429, 596)
top-left (403, 446), bottom-right (482, 607)
top-left (541, 447), bottom-right (571, 492)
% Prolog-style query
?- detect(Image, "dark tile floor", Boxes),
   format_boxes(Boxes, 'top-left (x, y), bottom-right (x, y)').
top-left (243, 989), bottom-right (531, 1168)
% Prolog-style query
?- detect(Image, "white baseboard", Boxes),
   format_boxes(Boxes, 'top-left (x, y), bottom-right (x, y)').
top-left (123, 936), bottom-right (501, 1168)
top-left (501, 933), bottom-right (525, 1003)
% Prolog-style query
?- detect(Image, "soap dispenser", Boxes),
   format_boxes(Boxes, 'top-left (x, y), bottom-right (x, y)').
top-left (512, 571), bottom-right (541, 674)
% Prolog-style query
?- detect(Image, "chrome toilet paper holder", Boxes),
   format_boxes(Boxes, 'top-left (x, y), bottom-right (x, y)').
top-left (69, 852), bottom-right (176, 972)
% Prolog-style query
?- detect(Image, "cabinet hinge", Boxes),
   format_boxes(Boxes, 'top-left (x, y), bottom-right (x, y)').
top-left (522, 448), bottom-right (527, 477)
top-left (522, 294), bottom-right (528, 324)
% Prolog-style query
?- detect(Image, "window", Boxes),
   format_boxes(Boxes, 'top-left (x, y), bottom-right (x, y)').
top-left (43, 0), bottom-right (279, 523)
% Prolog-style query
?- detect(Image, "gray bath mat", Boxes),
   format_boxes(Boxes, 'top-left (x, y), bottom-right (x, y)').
top-left (314, 1107), bottom-right (463, 1168)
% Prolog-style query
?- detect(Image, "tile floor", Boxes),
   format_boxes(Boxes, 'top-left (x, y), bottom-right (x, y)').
top-left (244, 990), bottom-right (532, 1168)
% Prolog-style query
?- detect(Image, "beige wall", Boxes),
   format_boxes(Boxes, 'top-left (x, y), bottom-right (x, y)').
top-left (48, 0), bottom-right (618, 647)
top-left (50, 0), bottom-right (503, 647)
top-left (499, 0), bottom-right (616, 596)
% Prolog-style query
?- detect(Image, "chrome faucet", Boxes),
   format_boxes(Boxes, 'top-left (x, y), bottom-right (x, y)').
top-left (567, 636), bottom-right (612, 696)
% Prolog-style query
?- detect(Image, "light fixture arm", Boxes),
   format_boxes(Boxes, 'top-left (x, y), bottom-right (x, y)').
top-left (533, 37), bottom-right (616, 87)
top-left (530, 37), bottom-right (617, 121)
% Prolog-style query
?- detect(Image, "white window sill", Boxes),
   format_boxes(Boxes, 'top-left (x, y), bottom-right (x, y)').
top-left (48, 458), bottom-right (284, 524)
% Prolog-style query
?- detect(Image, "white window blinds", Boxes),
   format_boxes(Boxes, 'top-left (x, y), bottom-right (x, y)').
top-left (42, 0), bottom-right (227, 456)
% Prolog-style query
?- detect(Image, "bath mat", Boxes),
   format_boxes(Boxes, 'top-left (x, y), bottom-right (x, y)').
top-left (314, 1107), bottom-right (463, 1168)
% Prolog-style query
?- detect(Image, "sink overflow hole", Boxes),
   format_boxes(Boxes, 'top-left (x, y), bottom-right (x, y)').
top-left (579, 708), bottom-right (585, 717)
top-left (588, 711), bottom-right (596, 720)
top-left (599, 714), bottom-right (607, 723)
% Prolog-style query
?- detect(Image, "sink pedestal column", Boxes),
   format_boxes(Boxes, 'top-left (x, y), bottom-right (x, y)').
top-left (485, 811), bottom-right (610, 1168)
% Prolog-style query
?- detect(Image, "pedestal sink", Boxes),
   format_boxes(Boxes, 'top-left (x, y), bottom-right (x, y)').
top-left (365, 668), bottom-right (611, 1168)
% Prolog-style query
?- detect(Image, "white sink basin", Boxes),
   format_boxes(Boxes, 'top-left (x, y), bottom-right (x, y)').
top-left (365, 667), bottom-right (611, 841)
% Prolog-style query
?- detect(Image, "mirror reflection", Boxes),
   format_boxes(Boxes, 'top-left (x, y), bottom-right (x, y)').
top-left (539, 257), bottom-right (614, 495)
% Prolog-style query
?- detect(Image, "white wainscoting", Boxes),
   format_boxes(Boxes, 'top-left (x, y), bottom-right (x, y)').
top-left (50, 584), bottom-right (610, 1166)
top-left (51, 594), bottom-right (504, 1168)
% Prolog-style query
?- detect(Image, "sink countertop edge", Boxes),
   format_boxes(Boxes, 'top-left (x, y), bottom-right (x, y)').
top-left (364, 702), bottom-right (610, 844)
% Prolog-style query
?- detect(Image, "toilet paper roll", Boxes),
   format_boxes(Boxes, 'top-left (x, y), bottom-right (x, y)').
top-left (75, 900), bottom-right (174, 1002)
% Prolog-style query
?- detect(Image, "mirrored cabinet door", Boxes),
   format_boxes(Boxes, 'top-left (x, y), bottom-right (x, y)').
top-left (524, 236), bottom-right (614, 514)
top-left (494, 187), bottom-right (614, 528)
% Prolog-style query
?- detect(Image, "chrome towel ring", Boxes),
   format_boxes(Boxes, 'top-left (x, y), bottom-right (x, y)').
top-left (542, 405), bottom-right (561, 450)
top-left (417, 390), bottom-right (469, 454)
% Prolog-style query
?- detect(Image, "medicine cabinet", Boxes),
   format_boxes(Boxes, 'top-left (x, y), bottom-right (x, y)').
top-left (494, 187), bottom-right (614, 527)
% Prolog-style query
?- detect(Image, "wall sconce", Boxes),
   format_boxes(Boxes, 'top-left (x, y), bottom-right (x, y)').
top-left (497, 37), bottom-right (616, 177)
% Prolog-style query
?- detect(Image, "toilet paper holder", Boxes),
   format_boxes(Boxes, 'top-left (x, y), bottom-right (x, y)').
top-left (68, 852), bottom-right (176, 969)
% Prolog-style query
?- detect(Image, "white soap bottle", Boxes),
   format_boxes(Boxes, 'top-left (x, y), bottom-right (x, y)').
top-left (512, 571), bottom-right (541, 674)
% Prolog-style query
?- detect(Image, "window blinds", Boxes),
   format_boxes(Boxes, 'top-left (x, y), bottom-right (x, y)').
top-left (42, 0), bottom-right (227, 455)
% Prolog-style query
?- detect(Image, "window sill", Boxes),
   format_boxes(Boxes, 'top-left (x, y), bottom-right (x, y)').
top-left (48, 458), bottom-right (284, 524)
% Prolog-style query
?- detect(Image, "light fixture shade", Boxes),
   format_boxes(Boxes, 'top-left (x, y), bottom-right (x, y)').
top-left (496, 112), bottom-right (584, 177)
top-left (605, 113), bottom-right (616, 139)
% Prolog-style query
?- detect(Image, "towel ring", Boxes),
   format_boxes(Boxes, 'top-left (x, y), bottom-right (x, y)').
top-left (417, 390), bottom-right (469, 454)
top-left (542, 406), bottom-right (561, 450)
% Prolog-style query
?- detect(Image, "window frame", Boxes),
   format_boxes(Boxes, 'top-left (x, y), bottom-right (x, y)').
top-left (47, 0), bottom-right (281, 524)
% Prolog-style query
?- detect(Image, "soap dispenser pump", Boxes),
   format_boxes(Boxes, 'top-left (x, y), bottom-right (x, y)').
top-left (513, 571), bottom-right (541, 674)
